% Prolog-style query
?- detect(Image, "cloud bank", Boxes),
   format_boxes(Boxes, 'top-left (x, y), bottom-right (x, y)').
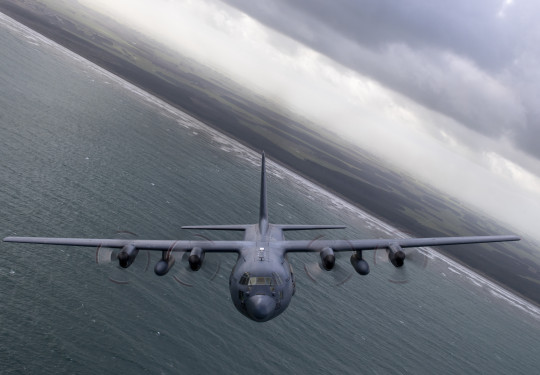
top-left (80, 0), bottom-right (540, 240)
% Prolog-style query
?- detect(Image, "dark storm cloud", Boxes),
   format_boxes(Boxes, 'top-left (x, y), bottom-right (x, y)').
top-left (225, 0), bottom-right (515, 68)
top-left (222, 0), bottom-right (540, 160)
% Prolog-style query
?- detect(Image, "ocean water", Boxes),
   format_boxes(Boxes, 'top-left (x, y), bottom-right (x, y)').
top-left (1, 13), bottom-right (539, 374)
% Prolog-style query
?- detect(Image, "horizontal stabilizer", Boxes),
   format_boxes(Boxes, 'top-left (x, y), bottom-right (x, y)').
top-left (275, 225), bottom-right (346, 231)
top-left (181, 225), bottom-right (251, 231)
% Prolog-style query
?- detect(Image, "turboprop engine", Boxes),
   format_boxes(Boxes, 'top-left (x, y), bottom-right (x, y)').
top-left (117, 244), bottom-right (139, 268)
top-left (319, 247), bottom-right (335, 270)
top-left (188, 247), bottom-right (205, 271)
top-left (387, 244), bottom-right (406, 268)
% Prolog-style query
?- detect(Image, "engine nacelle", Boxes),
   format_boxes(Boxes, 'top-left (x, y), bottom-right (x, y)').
top-left (154, 254), bottom-right (175, 276)
top-left (188, 247), bottom-right (205, 271)
top-left (387, 244), bottom-right (406, 268)
top-left (319, 247), bottom-right (335, 271)
top-left (117, 244), bottom-right (138, 268)
top-left (350, 252), bottom-right (370, 275)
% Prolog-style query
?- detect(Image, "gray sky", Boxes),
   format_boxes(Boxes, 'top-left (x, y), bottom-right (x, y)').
top-left (221, 0), bottom-right (539, 163)
top-left (80, 0), bottom-right (540, 241)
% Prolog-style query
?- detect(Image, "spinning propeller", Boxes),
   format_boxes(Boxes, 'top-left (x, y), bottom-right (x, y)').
top-left (372, 244), bottom-right (429, 284)
top-left (303, 236), bottom-right (354, 286)
top-left (96, 231), bottom-right (221, 287)
top-left (95, 231), bottom-right (151, 284)
top-left (169, 234), bottom-right (221, 287)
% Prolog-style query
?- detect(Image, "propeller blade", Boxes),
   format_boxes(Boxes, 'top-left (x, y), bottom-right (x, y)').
top-left (302, 236), bottom-right (353, 286)
top-left (95, 231), bottom-right (151, 285)
top-left (373, 247), bottom-right (429, 284)
top-left (171, 234), bottom-right (221, 287)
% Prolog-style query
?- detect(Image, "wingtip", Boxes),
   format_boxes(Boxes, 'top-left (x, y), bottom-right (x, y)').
top-left (506, 234), bottom-right (521, 241)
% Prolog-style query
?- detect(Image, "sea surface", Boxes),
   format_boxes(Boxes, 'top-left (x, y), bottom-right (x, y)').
top-left (1, 13), bottom-right (539, 374)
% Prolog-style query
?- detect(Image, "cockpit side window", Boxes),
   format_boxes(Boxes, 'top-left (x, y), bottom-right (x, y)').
top-left (239, 272), bottom-right (250, 285)
top-left (272, 272), bottom-right (283, 285)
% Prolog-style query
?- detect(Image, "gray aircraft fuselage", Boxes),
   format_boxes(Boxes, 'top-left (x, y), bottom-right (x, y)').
top-left (229, 224), bottom-right (295, 322)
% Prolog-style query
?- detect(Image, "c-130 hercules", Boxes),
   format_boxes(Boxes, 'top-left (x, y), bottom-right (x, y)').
top-left (3, 153), bottom-right (520, 322)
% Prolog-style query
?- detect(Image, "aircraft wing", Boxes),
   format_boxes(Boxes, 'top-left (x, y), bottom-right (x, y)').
top-left (281, 235), bottom-right (520, 252)
top-left (2, 237), bottom-right (248, 253)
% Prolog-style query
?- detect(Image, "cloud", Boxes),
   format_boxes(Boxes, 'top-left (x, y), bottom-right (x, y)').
top-left (222, 0), bottom-right (540, 161)
top-left (79, 0), bottom-right (540, 240)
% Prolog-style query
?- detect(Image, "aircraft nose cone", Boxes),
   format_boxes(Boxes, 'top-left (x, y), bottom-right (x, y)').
top-left (246, 295), bottom-right (276, 322)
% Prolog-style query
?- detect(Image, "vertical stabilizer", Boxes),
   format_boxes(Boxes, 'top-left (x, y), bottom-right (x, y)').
top-left (259, 152), bottom-right (269, 235)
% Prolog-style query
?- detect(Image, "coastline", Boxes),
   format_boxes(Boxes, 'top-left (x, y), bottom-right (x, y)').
top-left (1, 3), bottom-right (539, 307)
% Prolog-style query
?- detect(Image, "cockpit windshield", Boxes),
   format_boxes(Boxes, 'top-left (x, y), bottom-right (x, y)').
top-left (249, 277), bottom-right (272, 286)
top-left (239, 272), bottom-right (283, 286)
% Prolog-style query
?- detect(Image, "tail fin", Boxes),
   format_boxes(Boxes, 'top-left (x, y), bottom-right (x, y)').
top-left (259, 152), bottom-right (269, 234)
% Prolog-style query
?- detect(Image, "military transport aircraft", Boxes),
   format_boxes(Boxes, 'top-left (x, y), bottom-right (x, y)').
top-left (3, 153), bottom-right (520, 322)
